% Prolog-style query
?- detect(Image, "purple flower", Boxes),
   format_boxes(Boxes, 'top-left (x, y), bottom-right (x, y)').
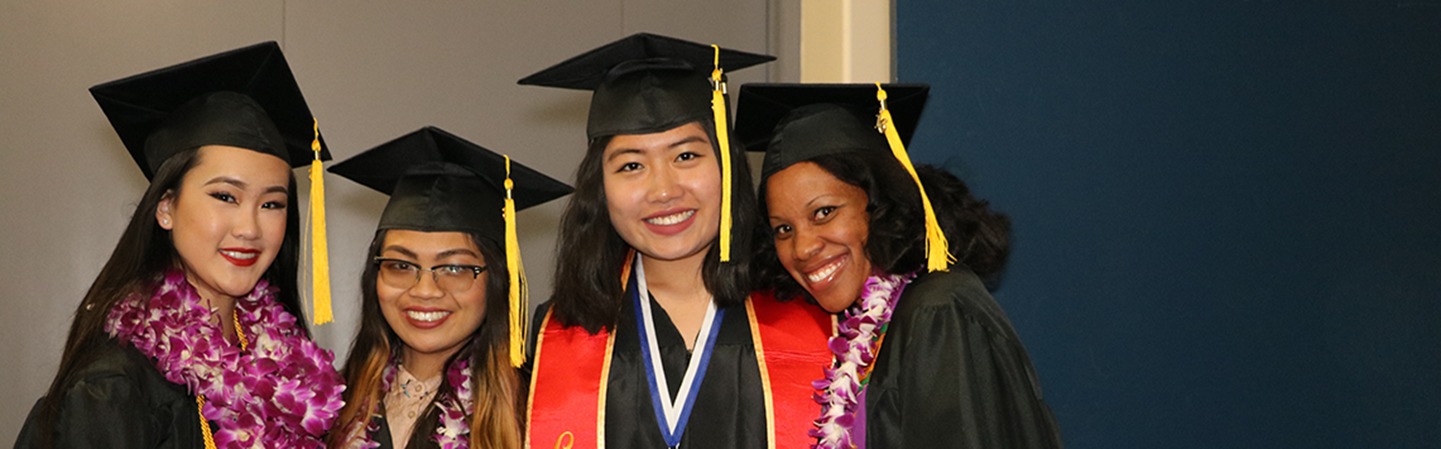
top-left (106, 269), bottom-right (343, 449)
top-left (810, 273), bottom-right (912, 449)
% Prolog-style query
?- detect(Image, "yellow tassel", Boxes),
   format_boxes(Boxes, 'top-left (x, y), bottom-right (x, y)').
top-left (875, 84), bottom-right (953, 272)
top-left (309, 119), bottom-right (333, 324)
top-left (504, 156), bottom-right (528, 367)
top-left (711, 44), bottom-right (733, 263)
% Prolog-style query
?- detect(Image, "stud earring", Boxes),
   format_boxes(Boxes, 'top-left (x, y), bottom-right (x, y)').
top-left (161, 218), bottom-right (170, 226)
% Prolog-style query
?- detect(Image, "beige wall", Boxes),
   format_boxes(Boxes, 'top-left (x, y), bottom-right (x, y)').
top-left (800, 0), bottom-right (893, 82)
top-left (0, 1), bottom-right (793, 442)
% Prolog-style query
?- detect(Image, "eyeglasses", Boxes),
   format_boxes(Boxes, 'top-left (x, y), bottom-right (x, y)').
top-left (373, 258), bottom-right (488, 293)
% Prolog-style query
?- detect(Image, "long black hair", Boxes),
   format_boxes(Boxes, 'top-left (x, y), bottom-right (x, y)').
top-left (328, 229), bottom-right (521, 449)
top-left (756, 152), bottom-right (1011, 299)
top-left (549, 120), bottom-right (760, 333)
top-left (31, 147), bottom-right (304, 447)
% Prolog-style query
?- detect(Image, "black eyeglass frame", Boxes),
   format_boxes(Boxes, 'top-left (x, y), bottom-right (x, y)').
top-left (372, 257), bottom-right (489, 292)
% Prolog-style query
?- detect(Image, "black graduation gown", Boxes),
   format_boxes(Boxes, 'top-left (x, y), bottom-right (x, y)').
top-left (365, 411), bottom-right (442, 449)
top-left (14, 340), bottom-right (206, 449)
top-left (865, 269), bottom-right (1064, 449)
top-left (527, 296), bottom-right (768, 449)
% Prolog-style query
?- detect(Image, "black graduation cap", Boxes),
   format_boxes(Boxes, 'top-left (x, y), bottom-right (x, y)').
top-left (332, 126), bottom-right (571, 366)
top-left (329, 126), bottom-right (573, 240)
top-left (517, 32), bottom-right (775, 140)
top-left (91, 41), bottom-right (331, 179)
top-left (739, 82), bottom-right (955, 272)
top-left (734, 83), bottom-right (929, 181)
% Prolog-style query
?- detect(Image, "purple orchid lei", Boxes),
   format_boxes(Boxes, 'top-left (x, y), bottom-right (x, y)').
top-left (809, 272), bottom-right (912, 449)
top-left (434, 357), bottom-right (475, 448)
top-left (351, 355), bottom-right (475, 449)
top-left (104, 270), bottom-right (344, 449)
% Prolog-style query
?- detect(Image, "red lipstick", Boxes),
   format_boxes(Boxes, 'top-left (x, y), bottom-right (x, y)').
top-left (219, 248), bottom-right (260, 267)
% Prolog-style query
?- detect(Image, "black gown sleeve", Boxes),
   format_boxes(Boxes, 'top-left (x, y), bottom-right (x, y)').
top-left (867, 270), bottom-right (1062, 449)
top-left (15, 343), bottom-right (199, 449)
top-left (53, 373), bottom-right (162, 448)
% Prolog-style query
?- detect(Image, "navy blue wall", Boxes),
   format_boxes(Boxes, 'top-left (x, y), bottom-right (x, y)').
top-left (898, 2), bottom-right (1441, 448)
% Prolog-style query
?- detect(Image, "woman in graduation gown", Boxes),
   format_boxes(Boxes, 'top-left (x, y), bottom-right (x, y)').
top-left (738, 83), bottom-right (1064, 448)
top-left (518, 33), bottom-right (835, 449)
top-left (14, 42), bottom-right (344, 448)
top-left (326, 127), bottom-right (572, 449)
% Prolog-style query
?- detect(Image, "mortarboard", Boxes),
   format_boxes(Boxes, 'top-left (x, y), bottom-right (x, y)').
top-left (735, 83), bottom-right (929, 179)
top-left (91, 41), bottom-right (339, 324)
top-left (736, 82), bottom-right (954, 272)
top-left (330, 126), bottom-right (573, 366)
top-left (330, 126), bottom-right (573, 237)
top-left (90, 41), bottom-right (331, 179)
top-left (518, 32), bottom-right (774, 262)
top-left (517, 32), bottom-right (773, 140)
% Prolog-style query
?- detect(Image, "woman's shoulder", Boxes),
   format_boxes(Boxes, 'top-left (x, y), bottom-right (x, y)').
top-left (16, 340), bottom-right (198, 448)
top-left (531, 300), bottom-right (554, 328)
top-left (895, 269), bottom-right (990, 310)
top-left (64, 339), bottom-right (191, 405)
top-left (892, 269), bottom-right (1020, 340)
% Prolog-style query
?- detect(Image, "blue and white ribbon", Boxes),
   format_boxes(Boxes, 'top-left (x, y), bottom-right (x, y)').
top-left (633, 255), bottom-right (724, 449)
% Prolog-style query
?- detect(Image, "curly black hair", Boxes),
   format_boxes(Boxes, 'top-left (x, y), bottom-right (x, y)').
top-left (755, 151), bottom-right (1011, 300)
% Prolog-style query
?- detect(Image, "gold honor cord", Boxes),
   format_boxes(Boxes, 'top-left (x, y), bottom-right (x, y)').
top-left (743, 300), bottom-right (778, 449)
top-left (711, 44), bottom-right (734, 262)
top-left (504, 156), bottom-right (528, 368)
top-left (875, 84), bottom-right (954, 272)
top-left (196, 396), bottom-right (214, 448)
top-left (197, 311), bottom-right (251, 449)
top-left (309, 119), bottom-right (334, 324)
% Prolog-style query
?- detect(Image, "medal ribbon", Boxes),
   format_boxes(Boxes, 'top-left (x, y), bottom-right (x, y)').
top-left (633, 255), bottom-right (724, 448)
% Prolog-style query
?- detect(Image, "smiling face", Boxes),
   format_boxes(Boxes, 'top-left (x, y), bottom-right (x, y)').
top-left (157, 145), bottom-right (290, 304)
top-left (375, 230), bottom-right (489, 367)
top-left (765, 162), bottom-right (875, 313)
top-left (602, 121), bottom-right (722, 263)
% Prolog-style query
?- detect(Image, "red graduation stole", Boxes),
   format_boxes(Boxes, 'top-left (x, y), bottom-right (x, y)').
top-left (745, 290), bottom-right (836, 449)
top-left (526, 309), bottom-right (615, 449)
top-left (524, 291), bottom-right (833, 449)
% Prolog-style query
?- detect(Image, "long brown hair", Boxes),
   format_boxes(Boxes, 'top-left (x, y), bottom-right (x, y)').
top-left (31, 147), bottom-right (304, 447)
top-left (328, 229), bottom-right (521, 449)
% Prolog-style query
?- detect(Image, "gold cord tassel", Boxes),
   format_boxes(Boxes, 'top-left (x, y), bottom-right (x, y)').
top-left (875, 83), bottom-right (953, 272)
top-left (309, 119), bottom-right (334, 324)
top-left (504, 156), bottom-right (528, 367)
top-left (710, 44), bottom-right (733, 262)
top-left (196, 395), bottom-right (216, 449)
